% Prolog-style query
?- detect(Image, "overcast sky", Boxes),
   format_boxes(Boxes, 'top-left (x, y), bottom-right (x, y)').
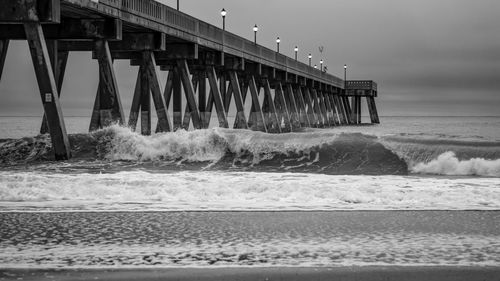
top-left (0, 0), bottom-right (499, 117)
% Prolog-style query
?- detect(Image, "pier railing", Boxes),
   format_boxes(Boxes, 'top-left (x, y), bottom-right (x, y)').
top-left (346, 80), bottom-right (377, 91)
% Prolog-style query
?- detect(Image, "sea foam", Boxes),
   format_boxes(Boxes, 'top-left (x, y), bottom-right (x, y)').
top-left (1, 171), bottom-right (499, 211)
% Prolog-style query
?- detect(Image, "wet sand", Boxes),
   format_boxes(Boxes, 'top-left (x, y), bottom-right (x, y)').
top-left (1, 267), bottom-right (500, 281)
top-left (1, 211), bottom-right (499, 267)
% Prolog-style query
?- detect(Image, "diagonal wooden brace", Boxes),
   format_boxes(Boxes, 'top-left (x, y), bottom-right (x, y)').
top-left (206, 66), bottom-right (229, 128)
top-left (40, 41), bottom-right (68, 134)
top-left (176, 59), bottom-right (202, 129)
top-left (143, 51), bottom-right (171, 133)
top-left (228, 71), bottom-right (249, 130)
top-left (24, 22), bottom-right (70, 160)
top-left (0, 40), bottom-right (9, 82)
top-left (248, 76), bottom-right (267, 132)
top-left (91, 39), bottom-right (125, 129)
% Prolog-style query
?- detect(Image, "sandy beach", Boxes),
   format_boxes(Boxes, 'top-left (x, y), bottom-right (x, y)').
top-left (1, 211), bottom-right (499, 269)
top-left (2, 267), bottom-right (500, 281)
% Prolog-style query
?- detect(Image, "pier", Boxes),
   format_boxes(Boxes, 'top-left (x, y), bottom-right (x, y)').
top-left (0, 0), bottom-right (380, 160)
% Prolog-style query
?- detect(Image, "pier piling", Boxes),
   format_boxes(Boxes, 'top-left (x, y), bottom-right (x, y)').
top-left (24, 22), bottom-right (70, 160)
top-left (0, 40), bottom-right (9, 82)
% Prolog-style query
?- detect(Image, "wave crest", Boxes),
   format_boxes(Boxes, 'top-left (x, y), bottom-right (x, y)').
top-left (411, 152), bottom-right (500, 177)
top-left (93, 126), bottom-right (229, 162)
top-left (3, 125), bottom-right (500, 177)
top-left (0, 126), bottom-right (407, 175)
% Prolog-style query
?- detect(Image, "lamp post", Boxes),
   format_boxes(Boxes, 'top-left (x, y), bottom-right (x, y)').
top-left (314, 65), bottom-right (317, 69)
top-left (276, 37), bottom-right (280, 53)
top-left (320, 59), bottom-right (324, 71)
top-left (294, 46), bottom-right (298, 61)
top-left (177, 0), bottom-right (179, 10)
top-left (344, 64), bottom-right (347, 91)
top-left (253, 25), bottom-right (258, 44)
top-left (308, 54), bottom-right (312, 67)
top-left (220, 8), bottom-right (227, 30)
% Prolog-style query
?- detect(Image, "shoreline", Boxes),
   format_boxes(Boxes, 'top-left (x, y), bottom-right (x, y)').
top-left (1, 267), bottom-right (500, 281)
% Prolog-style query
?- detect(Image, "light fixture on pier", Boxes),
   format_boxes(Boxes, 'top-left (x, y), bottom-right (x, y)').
top-left (320, 59), bottom-right (324, 71)
top-left (308, 54), bottom-right (312, 67)
top-left (276, 37), bottom-right (281, 53)
top-left (314, 64), bottom-right (317, 69)
top-left (294, 46), bottom-right (298, 61)
top-left (221, 8), bottom-right (227, 30)
top-left (253, 24), bottom-right (258, 44)
top-left (344, 64), bottom-right (348, 90)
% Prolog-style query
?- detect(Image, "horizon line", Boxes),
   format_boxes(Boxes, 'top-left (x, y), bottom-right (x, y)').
top-left (1, 115), bottom-right (500, 118)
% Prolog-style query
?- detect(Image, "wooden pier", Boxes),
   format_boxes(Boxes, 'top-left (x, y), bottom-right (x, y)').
top-left (0, 0), bottom-right (380, 160)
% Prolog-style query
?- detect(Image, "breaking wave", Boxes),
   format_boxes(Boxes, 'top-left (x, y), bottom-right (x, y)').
top-left (381, 136), bottom-right (500, 177)
top-left (412, 152), bottom-right (500, 177)
top-left (0, 125), bottom-right (499, 177)
top-left (1, 126), bottom-right (499, 211)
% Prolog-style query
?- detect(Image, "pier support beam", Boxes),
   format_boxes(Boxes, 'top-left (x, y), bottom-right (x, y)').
top-left (295, 87), bottom-right (311, 127)
top-left (144, 52), bottom-right (171, 133)
top-left (198, 71), bottom-right (207, 127)
top-left (285, 84), bottom-right (301, 130)
top-left (311, 89), bottom-right (325, 128)
top-left (330, 93), bottom-right (338, 125)
top-left (327, 94), bottom-right (340, 125)
top-left (234, 78), bottom-right (249, 128)
top-left (317, 91), bottom-right (330, 127)
top-left (223, 80), bottom-right (233, 115)
top-left (303, 88), bottom-right (318, 128)
top-left (206, 66), bottom-right (229, 128)
top-left (323, 93), bottom-right (335, 126)
top-left (177, 59), bottom-right (202, 130)
top-left (228, 71), bottom-right (249, 129)
top-left (219, 73), bottom-right (227, 113)
top-left (182, 73), bottom-right (199, 130)
top-left (366, 96), bottom-right (380, 124)
top-left (154, 70), bottom-right (174, 133)
top-left (342, 96), bottom-right (353, 125)
top-left (40, 41), bottom-right (68, 134)
top-left (246, 78), bottom-right (259, 130)
top-left (128, 71), bottom-right (141, 131)
top-left (129, 52), bottom-right (171, 135)
top-left (24, 22), bottom-right (70, 160)
top-left (332, 94), bottom-right (342, 125)
top-left (139, 57), bottom-right (151, 135)
top-left (172, 67), bottom-right (182, 130)
top-left (357, 97), bottom-right (362, 124)
top-left (334, 95), bottom-right (348, 125)
top-left (89, 40), bottom-right (125, 131)
top-left (351, 96), bottom-right (362, 124)
top-left (247, 76), bottom-right (266, 132)
top-left (0, 39), bottom-right (8, 82)
top-left (262, 79), bottom-right (281, 133)
top-left (274, 82), bottom-right (292, 132)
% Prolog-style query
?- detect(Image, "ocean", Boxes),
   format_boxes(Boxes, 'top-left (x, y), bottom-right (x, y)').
top-left (0, 116), bottom-right (499, 268)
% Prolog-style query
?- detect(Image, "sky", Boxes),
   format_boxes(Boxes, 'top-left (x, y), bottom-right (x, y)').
top-left (0, 0), bottom-right (499, 117)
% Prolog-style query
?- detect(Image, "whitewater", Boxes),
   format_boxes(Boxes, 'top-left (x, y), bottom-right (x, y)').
top-left (1, 116), bottom-right (500, 212)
